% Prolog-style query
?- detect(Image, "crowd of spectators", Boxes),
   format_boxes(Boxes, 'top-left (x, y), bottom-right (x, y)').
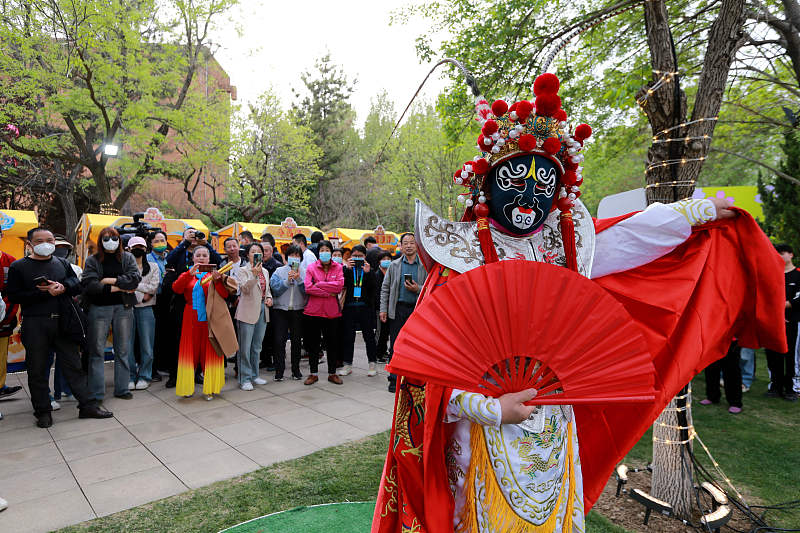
top-left (0, 225), bottom-right (428, 430)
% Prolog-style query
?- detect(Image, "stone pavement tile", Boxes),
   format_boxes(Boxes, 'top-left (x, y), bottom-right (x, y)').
top-left (236, 432), bottom-right (319, 466)
top-left (0, 410), bottom-right (37, 430)
top-left (112, 402), bottom-right (182, 426)
top-left (320, 381), bottom-right (384, 397)
top-left (166, 447), bottom-right (259, 489)
top-left (0, 461), bottom-right (78, 505)
top-left (83, 465), bottom-right (185, 517)
top-left (0, 425), bottom-right (53, 452)
top-left (57, 426), bottom-right (139, 461)
top-left (347, 389), bottom-right (396, 411)
top-left (347, 374), bottom-right (390, 390)
top-left (101, 390), bottom-right (164, 412)
top-left (0, 488), bottom-right (94, 533)
top-left (238, 396), bottom-right (303, 418)
top-left (0, 397), bottom-right (32, 415)
top-left (169, 395), bottom-right (234, 414)
top-left (210, 418), bottom-right (285, 447)
top-left (265, 406), bottom-right (334, 432)
top-left (146, 430), bottom-right (229, 464)
top-left (47, 415), bottom-right (122, 441)
top-left (255, 377), bottom-right (307, 396)
top-left (291, 419), bottom-right (369, 448)
top-left (311, 397), bottom-right (374, 419)
top-left (340, 409), bottom-right (393, 434)
top-left (70, 444), bottom-right (162, 486)
top-left (217, 384), bottom-right (274, 403)
top-left (282, 387), bottom-right (342, 408)
top-left (186, 404), bottom-right (257, 429)
top-left (0, 442), bottom-right (64, 478)
top-left (125, 414), bottom-right (202, 444)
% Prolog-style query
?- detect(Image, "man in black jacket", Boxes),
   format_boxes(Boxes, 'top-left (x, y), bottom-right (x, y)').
top-left (339, 245), bottom-right (379, 377)
top-left (6, 227), bottom-right (113, 428)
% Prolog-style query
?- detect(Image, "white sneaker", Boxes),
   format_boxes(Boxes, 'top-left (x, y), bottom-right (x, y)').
top-left (135, 380), bottom-right (149, 390)
top-left (367, 362), bottom-right (377, 377)
top-left (240, 382), bottom-right (254, 391)
top-left (128, 381), bottom-right (136, 391)
top-left (253, 377), bottom-right (267, 385)
top-left (337, 364), bottom-right (352, 376)
top-left (51, 400), bottom-right (61, 411)
top-left (0, 496), bottom-right (7, 512)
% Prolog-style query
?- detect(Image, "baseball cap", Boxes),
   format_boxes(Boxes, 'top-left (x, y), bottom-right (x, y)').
top-left (128, 236), bottom-right (147, 248)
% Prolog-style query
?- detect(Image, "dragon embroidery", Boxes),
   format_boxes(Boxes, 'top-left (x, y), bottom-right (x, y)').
top-left (510, 415), bottom-right (565, 476)
top-left (393, 379), bottom-right (426, 460)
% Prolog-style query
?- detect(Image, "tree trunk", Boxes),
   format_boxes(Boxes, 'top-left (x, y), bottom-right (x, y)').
top-left (642, 0), bottom-right (746, 519)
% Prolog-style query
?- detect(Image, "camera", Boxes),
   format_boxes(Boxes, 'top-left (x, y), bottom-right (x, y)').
top-left (194, 231), bottom-right (206, 241)
top-left (115, 212), bottom-right (156, 240)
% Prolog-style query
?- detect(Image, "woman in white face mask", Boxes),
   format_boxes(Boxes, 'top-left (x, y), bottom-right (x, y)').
top-left (81, 227), bottom-right (142, 401)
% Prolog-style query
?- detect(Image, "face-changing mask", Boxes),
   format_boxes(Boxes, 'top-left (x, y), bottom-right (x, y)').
top-left (319, 251), bottom-right (332, 263)
top-left (487, 153), bottom-right (560, 235)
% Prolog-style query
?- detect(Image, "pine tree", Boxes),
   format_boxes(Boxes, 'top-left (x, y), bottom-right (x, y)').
top-left (759, 128), bottom-right (800, 251)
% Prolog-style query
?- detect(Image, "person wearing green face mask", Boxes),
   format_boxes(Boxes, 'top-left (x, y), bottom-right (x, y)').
top-left (147, 231), bottom-right (170, 383)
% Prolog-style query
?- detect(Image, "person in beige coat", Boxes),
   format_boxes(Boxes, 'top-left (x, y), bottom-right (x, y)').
top-left (233, 243), bottom-right (273, 390)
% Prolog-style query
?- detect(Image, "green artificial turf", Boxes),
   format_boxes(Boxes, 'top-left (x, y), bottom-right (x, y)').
top-left (221, 502), bottom-right (375, 533)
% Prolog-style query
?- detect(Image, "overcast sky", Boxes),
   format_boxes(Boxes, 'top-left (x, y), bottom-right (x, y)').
top-left (211, 0), bottom-right (448, 127)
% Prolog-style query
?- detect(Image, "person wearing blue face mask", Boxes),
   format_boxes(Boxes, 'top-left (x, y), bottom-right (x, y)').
top-left (374, 250), bottom-right (393, 363)
top-left (270, 245), bottom-right (307, 381)
top-left (302, 240), bottom-right (344, 385)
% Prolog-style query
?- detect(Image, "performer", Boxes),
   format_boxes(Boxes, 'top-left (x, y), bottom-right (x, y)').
top-left (173, 247), bottom-right (238, 399)
top-left (372, 72), bottom-right (786, 533)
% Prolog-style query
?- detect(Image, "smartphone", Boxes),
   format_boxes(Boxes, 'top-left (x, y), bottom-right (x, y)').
top-left (198, 264), bottom-right (217, 273)
top-left (290, 262), bottom-right (300, 272)
top-left (34, 275), bottom-right (49, 286)
top-left (404, 274), bottom-right (413, 284)
top-left (253, 253), bottom-right (262, 267)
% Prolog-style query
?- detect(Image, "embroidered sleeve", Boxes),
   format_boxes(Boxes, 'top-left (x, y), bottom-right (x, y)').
top-left (445, 389), bottom-right (502, 428)
top-left (668, 198), bottom-right (716, 226)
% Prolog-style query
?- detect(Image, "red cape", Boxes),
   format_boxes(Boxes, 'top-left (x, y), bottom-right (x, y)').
top-left (372, 209), bottom-right (786, 532)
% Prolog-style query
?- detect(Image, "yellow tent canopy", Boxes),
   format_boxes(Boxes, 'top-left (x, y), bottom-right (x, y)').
top-left (0, 209), bottom-right (39, 260)
top-left (327, 225), bottom-right (400, 250)
top-left (75, 207), bottom-right (209, 267)
top-left (215, 217), bottom-right (322, 254)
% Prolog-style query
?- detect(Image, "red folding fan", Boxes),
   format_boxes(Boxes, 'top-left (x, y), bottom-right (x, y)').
top-left (386, 260), bottom-right (656, 405)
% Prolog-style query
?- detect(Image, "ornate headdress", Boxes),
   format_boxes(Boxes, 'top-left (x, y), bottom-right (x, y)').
top-left (454, 73), bottom-right (593, 271)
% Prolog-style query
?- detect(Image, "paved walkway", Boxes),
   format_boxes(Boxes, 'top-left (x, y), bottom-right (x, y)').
top-left (0, 340), bottom-right (393, 533)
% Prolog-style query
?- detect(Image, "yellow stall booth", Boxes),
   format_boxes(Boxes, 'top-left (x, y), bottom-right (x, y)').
top-left (216, 217), bottom-right (322, 255)
top-left (75, 207), bottom-right (209, 267)
top-left (0, 209), bottom-right (39, 260)
top-left (327, 225), bottom-right (400, 250)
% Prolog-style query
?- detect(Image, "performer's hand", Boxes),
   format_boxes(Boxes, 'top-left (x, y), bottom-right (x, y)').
top-left (499, 388), bottom-right (538, 425)
top-left (710, 197), bottom-right (735, 220)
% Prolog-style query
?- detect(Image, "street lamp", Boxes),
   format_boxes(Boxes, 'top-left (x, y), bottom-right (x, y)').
top-left (103, 144), bottom-right (120, 157)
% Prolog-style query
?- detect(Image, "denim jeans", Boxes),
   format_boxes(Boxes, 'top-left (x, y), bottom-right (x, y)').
top-left (88, 304), bottom-right (134, 400)
top-left (237, 304), bottom-right (267, 384)
top-left (739, 347), bottom-right (756, 387)
top-left (129, 306), bottom-right (155, 382)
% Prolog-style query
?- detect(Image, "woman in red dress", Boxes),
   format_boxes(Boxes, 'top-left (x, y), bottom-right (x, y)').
top-left (172, 247), bottom-right (235, 399)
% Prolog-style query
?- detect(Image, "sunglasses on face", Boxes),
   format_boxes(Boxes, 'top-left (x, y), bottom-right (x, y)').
top-left (102, 236), bottom-right (119, 243)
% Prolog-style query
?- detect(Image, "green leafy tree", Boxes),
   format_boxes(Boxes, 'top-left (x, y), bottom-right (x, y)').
top-left (184, 91), bottom-right (322, 227)
top-left (0, 0), bottom-right (235, 237)
top-left (292, 54), bottom-right (359, 227)
top-left (759, 128), bottom-right (800, 251)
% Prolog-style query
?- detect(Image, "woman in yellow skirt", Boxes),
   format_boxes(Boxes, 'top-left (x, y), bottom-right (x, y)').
top-left (172, 247), bottom-right (237, 399)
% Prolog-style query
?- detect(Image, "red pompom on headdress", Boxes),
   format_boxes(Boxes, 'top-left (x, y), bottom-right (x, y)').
top-left (542, 137), bottom-right (561, 155)
top-left (554, 109), bottom-right (568, 122)
top-left (481, 119), bottom-right (499, 136)
top-left (533, 73), bottom-right (560, 95)
top-left (473, 158), bottom-right (489, 175)
top-left (574, 123), bottom-right (593, 141)
top-left (518, 134), bottom-right (537, 152)
top-left (491, 100), bottom-right (509, 117)
top-left (534, 93), bottom-right (561, 117)
top-left (515, 100), bottom-right (534, 122)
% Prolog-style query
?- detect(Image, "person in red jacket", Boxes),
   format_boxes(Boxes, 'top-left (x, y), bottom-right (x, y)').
top-left (0, 226), bottom-right (20, 399)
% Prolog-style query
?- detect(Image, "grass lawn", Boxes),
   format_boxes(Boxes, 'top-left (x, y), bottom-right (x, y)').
top-left (624, 351), bottom-right (799, 528)
top-left (57, 351), bottom-right (796, 533)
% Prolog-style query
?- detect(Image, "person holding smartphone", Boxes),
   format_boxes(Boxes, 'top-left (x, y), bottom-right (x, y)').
top-left (270, 246), bottom-right (307, 381)
top-left (340, 245), bottom-right (379, 377)
top-left (379, 233), bottom-right (427, 393)
top-left (232, 243), bottom-right (273, 390)
top-left (82, 227), bottom-right (141, 402)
